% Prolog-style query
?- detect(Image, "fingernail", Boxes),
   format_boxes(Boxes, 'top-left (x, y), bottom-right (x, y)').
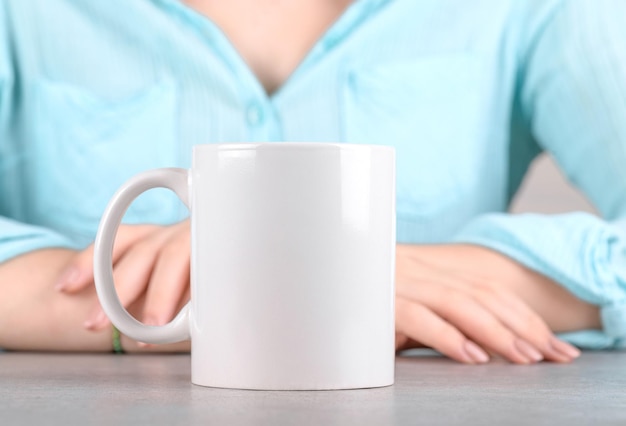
top-left (143, 316), bottom-right (159, 326)
top-left (515, 339), bottom-right (543, 363)
top-left (551, 338), bottom-right (581, 359)
top-left (463, 341), bottom-right (490, 364)
top-left (138, 317), bottom-right (159, 348)
top-left (84, 310), bottom-right (107, 330)
top-left (55, 266), bottom-right (81, 291)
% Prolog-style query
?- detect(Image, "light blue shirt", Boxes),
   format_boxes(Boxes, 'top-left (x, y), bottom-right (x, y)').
top-left (1, 0), bottom-right (626, 349)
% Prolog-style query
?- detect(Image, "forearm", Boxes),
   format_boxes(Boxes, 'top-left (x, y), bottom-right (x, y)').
top-left (0, 249), bottom-right (112, 351)
top-left (399, 243), bottom-right (602, 333)
top-left (0, 248), bottom-right (193, 352)
top-left (0, 248), bottom-right (191, 352)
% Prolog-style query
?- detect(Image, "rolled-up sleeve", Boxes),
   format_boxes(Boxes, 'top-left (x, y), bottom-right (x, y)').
top-left (454, 0), bottom-right (626, 349)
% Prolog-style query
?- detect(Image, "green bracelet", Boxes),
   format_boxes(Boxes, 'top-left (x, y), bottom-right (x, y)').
top-left (112, 326), bottom-right (124, 354)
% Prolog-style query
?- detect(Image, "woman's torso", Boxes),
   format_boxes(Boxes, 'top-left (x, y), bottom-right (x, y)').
top-left (0, 0), bottom-right (550, 246)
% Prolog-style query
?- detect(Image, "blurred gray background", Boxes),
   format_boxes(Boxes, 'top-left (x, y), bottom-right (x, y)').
top-left (510, 154), bottom-right (595, 214)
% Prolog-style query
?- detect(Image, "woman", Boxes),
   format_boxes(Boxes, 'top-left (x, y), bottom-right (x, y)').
top-left (1, 0), bottom-right (624, 363)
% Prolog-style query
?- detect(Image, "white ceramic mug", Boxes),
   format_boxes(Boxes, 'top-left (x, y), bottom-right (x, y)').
top-left (94, 143), bottom-right (396, 390)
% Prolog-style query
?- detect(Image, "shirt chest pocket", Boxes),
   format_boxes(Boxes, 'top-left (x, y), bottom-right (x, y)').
top-left (341, 54), bottom-right (489, 223)
top-left (29, 79), bottom-right (181, 242)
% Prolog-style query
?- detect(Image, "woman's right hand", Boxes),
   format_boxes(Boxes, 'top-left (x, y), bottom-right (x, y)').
top-left (55, 221), bottom-right (191, 333)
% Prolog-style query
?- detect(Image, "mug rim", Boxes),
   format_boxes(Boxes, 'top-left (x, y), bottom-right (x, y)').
top-left (193, 142), bottom-right (394, 153)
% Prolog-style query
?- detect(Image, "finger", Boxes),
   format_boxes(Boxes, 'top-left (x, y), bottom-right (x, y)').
top-left (395, 332), bottom-right (409, 350)
top-left (105, 293), bottom-right (190, 353)
top-left (468, 285), bottom-right (580, 363)
top-left (141, 230), bottom-right (191, 326)
top-left (438, 289), bottom-right (545, 364)
top-left (395, 334), bottom-right (425, 352)
top-left (131, 282), bottom-right (191, 348)
top-left (122, 334), bottom-right (191, 353)
top-left (84, 236), bottom-right (162, 331)
top-left (395, 297), bottom-right (490, 364)
top-left (398, 264), bottom-right (574, 363)
top-left (427, 265), bottom-right (580, 363)
top-left (55, 224), bottom-right (159, 293)
top-left (400, 281), bottom-right (539, 364)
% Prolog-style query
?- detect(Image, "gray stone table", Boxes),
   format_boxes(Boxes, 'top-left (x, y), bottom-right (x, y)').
top-left (1, 351), bottom-right (625, 425)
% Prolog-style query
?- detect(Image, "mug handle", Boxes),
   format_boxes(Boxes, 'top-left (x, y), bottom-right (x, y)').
top-left (93, 168), bottom-right (191, 344)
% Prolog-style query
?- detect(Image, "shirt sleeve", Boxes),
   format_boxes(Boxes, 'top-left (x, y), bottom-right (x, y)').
top-left (0, 3), bottom-right (77, 265)
top-left (0, 218), bottom-right (77, 264)
top-left (453, 0), bottom-right (626, 349)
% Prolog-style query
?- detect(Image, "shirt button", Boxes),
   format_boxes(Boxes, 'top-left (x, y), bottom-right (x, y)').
top-left (246, 103), bottom-right (264, 126)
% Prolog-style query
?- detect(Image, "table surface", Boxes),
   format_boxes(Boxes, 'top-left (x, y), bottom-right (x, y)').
top-left (1, 351), bottom-right (625, 426)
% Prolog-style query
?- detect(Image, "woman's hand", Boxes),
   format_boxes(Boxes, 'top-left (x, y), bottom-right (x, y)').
top-left (395, 244), bottom-right (592, 364)
top-left (55, 220), bottom-right (191, 332)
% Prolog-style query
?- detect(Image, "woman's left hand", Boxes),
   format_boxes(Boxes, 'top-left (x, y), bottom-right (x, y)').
top-left (394, 244), bottom-right (588, 364)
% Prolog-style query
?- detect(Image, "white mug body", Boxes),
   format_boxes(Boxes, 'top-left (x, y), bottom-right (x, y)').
top-left (190, 143), bottom-right (395, 390)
